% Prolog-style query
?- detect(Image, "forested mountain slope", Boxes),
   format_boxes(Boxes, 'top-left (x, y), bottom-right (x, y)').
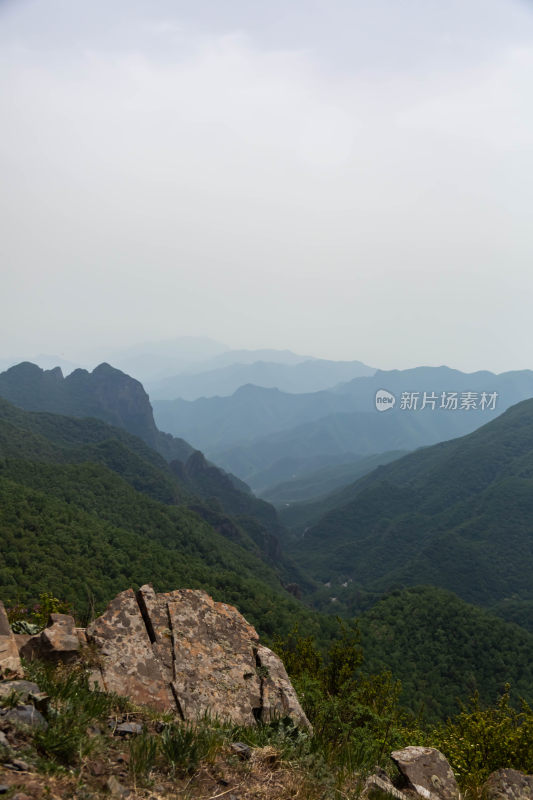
top-left (0, 398), bottom-right (320, 637)
top-left (284, 398), bottom-right (533, 629)
top-left (0, 362), bottom-right (284, 552)
top-left (358, 586), bottom-right (533, 720)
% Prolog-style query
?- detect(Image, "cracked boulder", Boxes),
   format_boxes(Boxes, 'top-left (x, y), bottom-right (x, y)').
top-left (87, 584), bottom-right (311, 730)
top-left (391, 747), bottom-right (460, 800)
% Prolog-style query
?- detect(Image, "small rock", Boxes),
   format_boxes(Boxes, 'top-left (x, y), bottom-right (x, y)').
top-left (231, 741), bottom-right (252, 760)
top-left (28, 692), bottom-right (49, 714)
top-left (21, 614), bottom-right (80, 665)
top-left (364, 773), bottom-right (408, 800)
top-left (87, 723), bottom-right (103, 736)
top-left (2, 705), bottom-right (47, 730)
top-left (391, 747), bottom-right (459, 800)
top-left (0, 601), bottom-right (23, 679)
top-left (12, 794), bottom-right (33, 800)
top-left (484, 768), bottom-right (533, 800)
top-left (0, 730), bottom-right (8, 747)
top-left (107, 775), bottom-right (130, 798)
top-left (113, 721), bottom-right (143, 736)
top-left (6, 757), bottom-right (30, 771)
top-left (0, 786), bottom-right (9, 795)
top-left (0, 681), bottom-right (41, 701)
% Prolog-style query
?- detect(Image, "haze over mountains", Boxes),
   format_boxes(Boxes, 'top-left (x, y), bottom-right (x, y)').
top-left (153, 365), bottom-right (533, 491)
top-left (149, 358), bottom-right (375, 401)
top-left (0, 338), bottom-right (320, 385)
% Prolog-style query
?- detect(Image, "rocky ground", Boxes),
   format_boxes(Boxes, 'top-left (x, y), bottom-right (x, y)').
top-left (2, 589), bottom-right (533, 800)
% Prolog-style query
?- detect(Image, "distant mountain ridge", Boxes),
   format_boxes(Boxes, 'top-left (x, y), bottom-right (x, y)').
top-left (148, 358), bottom-right (375, 401)
top-left (154, 384), bottom-right (358, 453)
top-left (160, 366), bottom-right (533, 488)
top-left (105, 342), bottom-right (311, 384)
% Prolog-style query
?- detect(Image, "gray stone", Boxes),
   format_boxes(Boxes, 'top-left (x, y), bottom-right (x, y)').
top-left (107, 775), bottom-right (130, 798)
top-left (484, 769), bottom-right (533, 800)
top-left (167, 589), bottom-right (262, 727)
top-left (391, 746), bottom-right (460, 800)
top-left (256, 643), bottom-right (312, 731)
top-left (114, 721), bottom-right (143, 736)
top-left (0, 731), bottom-right (8, 748)
top-left (5, 758), bottom-right (30, 771)
top-left (0, 681), bottom-right (41, 704)
top-left (1, 704), bottom-right (48, 730)
top-left (231, 741), bottom-right (252, 760)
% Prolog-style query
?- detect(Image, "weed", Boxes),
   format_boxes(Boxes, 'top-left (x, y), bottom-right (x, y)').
top-left (129, 730), bottom-right (159, 787)
top-left (0, 689), bottom-right (23, 709)
top-left (160, 720), bottom-right (221, 775)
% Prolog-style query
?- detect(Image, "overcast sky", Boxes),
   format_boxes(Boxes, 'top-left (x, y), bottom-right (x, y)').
top-left (1, 0), bottom-right (532, 372)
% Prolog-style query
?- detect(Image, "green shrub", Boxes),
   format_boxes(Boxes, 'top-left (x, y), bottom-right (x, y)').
top-left (7, 592), bottom-right (72, 632)
top-left (272, 621), bottom-right (418, 775)
top-left (27, 661), bottom-right (123, 765)
top-left (433, 686), bottom-right (533, 788)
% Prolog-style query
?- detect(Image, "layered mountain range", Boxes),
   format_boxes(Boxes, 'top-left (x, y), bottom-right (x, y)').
top-left (153, 366), bottom-right (533, 491)
top-left (2, 357), bottom-right (533, 718)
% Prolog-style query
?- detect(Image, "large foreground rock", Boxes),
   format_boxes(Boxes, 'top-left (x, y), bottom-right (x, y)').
top-left (484, 769), bottom-right (533, 800)
top-left (391, 746), bottom-right (460, 800)
top-left (87, 584), bottom-right (311, 730)
top-left (0, 602), bottom-right (22, 679)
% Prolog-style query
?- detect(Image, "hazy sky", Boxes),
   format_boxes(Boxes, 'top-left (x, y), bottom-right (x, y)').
top-left (1, 0), bottom-right (532, 372)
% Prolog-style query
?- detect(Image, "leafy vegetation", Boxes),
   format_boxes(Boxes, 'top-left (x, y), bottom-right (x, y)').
top-left (357, 587), bottom-right (533, 721)
top-left (432, 687), bottom-right (533, 790)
